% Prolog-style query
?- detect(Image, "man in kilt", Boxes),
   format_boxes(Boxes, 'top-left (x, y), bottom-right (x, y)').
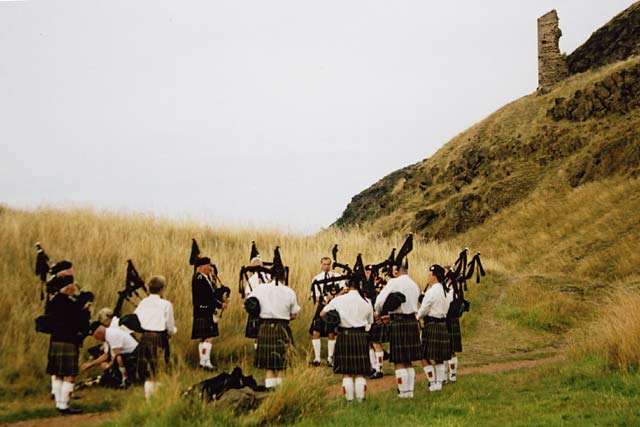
top-left (309, 257), bottom-right (343, 367)
top-left (135, 276), bottom-right (177, 400)
top-left (191, 256), bottom-right (226, 371)
top-left (444, 266), bottom-right (462, 383)
top-left (321, 277), bottom-right (374, 402)
top-left (250, 264), bottom-right (300, 388)
top-left (365, 266), bottom-right (389, 380)
top-left (45, 263), bottom-right (91, 414)
top-left (417, 264), bottom-right (451, 392)
top-left (374, 260), bottom-right (421, 398)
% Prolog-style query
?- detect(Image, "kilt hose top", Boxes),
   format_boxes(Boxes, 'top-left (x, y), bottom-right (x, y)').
top-left (333, 327), bottom-right (370, 375)
top-left (137, 331), bottom-right (167, 380)
top-left (447, 316), bottom-right (463, 353)
top-left (388, 314), bottom-right (422, 364)
top-left (421, 317), bottom-right (452, 362)
top-left (47, 340), bottom-right (79, 377)
top-left (255, 319), bottom-right (293, 371)
top-left (191, 315), bottom-right (219, 340)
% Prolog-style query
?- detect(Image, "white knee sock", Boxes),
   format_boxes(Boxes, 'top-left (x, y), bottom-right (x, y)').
top-left (395, 369), bottom-right (408, 397)
top-left (198, 342), bottom-right (204, 363)
top-left (59, 381), bottom-right (74, 410)
top-left (328, 339), bottom-right (336, 359)
top-left (375, 352), bottom-right (384, 372)
top-left (144, 381), bottom-right (155, 400)
top-left (406, 368), bottom-right (415, 397)
top-left (449, 357), bottom-right (458, 381)
top-left (200, 342), bottom-right (212, 366)
top-left (369, 348), bottom-right (377, 371)
top-left (312, 339), bottom-right (321, 361)
top-left (424, 365), bottom-right (435, 385)
top-left (342, 377), bottom-right (355, 401)
top-left (265, 378), bottom-right (277, 388)
top-left (355, 377), bottom-right (367, 401)
top-left (52, 378), bottom-right (63, 408)
top-left (435, 363), bottom-right (446, 390)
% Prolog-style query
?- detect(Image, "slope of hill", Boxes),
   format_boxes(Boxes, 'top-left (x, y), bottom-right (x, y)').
top-left (334, 3), bottom-right (640, 283)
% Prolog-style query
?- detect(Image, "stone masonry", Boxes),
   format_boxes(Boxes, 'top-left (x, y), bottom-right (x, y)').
top-left (538, 10), bottom-right (569, 90)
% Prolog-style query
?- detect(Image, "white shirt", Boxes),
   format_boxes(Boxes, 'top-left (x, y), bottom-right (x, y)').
top-left (322, 290), bottom-right (374, 329)
top-left (245, 272), bottom-right (269, 298)
top-left (135, 294), bottom-right (177, 335)
top-left (105, 327), bottom-right (138, 356)
top-left (108, 315), bottom-right (120, 329)
top-left (374, 274), bottom-right (421, 315)
top-left (310, 271), bottom-right (343, 300)
top-left (251, 281), bottom-right (301, 320)
top-left (417, 283), bottom-right (450, 320)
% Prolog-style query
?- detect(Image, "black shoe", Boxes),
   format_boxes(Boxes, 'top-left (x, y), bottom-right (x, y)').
top-left (369, 371), bottom-right (383, 380)
top-left (327, 358), bottom-right (334, 367)
top-left (310, 360), bottom-right (321, 367)
top-left (58, 407), bottom-right (83, 415)
top-left (383, 351), bottom-right (390, 361)
top-left (201, 364), bottom-right (217, 372)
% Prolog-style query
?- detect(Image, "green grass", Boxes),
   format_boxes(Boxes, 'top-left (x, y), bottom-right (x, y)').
top-left (0, 397), bottom-right (117, 424)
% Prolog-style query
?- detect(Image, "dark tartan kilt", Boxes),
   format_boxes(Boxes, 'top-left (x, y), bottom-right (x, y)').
top-left (447, 317), bottom-right (463, 353)
top-left (245, 316), bottom-right (260, 339)
top-left (46, 341), bottom-right (79, 377)
top-left (334, 328), bottom-right (370, 375)
top-left (388, 315), bottom-right (422, 363)
top-left (422, 321), bottom-right (452, 362)
top-left (137, 332), bottom-right (166, 379)
top-left (191, 316), bottom-right (219, 340)
top-left (255, 320), bottom-right (292, 370)
top-left (308, 303), bottom-right (331, 337)
top-left (367, 321), bottom-right (390, 343)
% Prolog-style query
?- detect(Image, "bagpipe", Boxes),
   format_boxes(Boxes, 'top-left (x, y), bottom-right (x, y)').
top-left (238, 241), bottom-right (287, 299)
top-left (33, 243), bottom-right (94, 335)
top-left (444, 248), bottom-right (487, 318)
top-left (114, 260), bottom-right (148, 318)
top-left (190, 238), bottom-right (231, 314)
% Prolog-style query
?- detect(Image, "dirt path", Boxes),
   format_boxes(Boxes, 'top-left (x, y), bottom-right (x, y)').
top-left (3, 411), bottom-right (115, 427)
top-left (328, 354), bottom-right (565, 398)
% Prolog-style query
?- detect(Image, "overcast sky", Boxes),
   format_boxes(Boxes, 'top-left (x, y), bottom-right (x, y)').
top-left (0, 0), bottom-right (635, 233)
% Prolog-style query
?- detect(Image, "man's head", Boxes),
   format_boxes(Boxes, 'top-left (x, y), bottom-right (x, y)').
top-left (89, 321), bottom-right (106, 341)
top-left (320, 257), bottom-right (332, 273)
top-left (148, 275), bottom-right (166, 295)
top-left (392, 265), bottom-right (400, 278)
top-left (60, 280), bottom-right (79, 296)
top-left (97, 307), bottom-right (115, 326)
top-left (428, 264), bottom-right (446, 285)
top-left (195, 257), bottom-right (212, 275)
top-left (365, 265), bottom-right (373, 280)
top-left (250, 257), bottom-right (263, 267)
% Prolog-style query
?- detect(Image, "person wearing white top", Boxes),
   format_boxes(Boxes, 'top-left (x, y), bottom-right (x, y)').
top-left (309, 257), bottom-right (343, 367)
top-left (134, 276), bottom-right (176, 400)
top-left (374, 262), bottom-right (421, 398)
top-left (444, 266), bottom-right (462, 384)
top-left (251, 270), bottom-right (301, 388)
top-left (321, 279), bottom-right (374, 402)
top-left (81, 322), bottom-right (139, 387)
top-left (417, 264), bottom-right (451, 392)
top-left (243, 257), bottom-right (270, 344)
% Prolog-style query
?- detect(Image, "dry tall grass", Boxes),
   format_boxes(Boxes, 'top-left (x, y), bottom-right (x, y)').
top-left (569, 287), bottom-right (640, 370)
top-left (0, 206), bottom-right (475, 394)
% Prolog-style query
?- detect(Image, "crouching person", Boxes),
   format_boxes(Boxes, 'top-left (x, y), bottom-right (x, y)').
top-left (321, 277), bottom-right (374, 402)
top-left (250, 264), bottom-right (300, 389)
top-left (134, 276), bottom-right (177, 400)
top-left (81, 321), bottom-right (139, 387)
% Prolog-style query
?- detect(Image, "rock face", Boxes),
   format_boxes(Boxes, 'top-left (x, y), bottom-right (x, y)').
top-left (568, 1), bottom-right (640, 74)
top-left (538, 10), bottom-right (569, 90)
top-left (548, 63), bottom-right (640, 121)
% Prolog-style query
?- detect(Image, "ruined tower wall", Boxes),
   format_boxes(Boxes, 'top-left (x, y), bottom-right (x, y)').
top-left (538, 10), bottom-right (569, 89)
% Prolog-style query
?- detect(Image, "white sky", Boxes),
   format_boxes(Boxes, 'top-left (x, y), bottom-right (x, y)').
top-left (0, 0), bottom-right (635, 233)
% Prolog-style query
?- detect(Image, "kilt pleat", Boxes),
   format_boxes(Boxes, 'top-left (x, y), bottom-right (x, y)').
top-left (255, 320), bottom-right (292, 370)
top-left (191, 316), bottom-right (219, 339)
top-left (334, 328), bottom-right (370, 375)
top-left (137, 332), bottom-right (166, 379)
top-left (46, 341), bottom-right (79, 376)
top-left (447, 317), bottom-right (463, 353)
top-left (388, 315), bottom-right (422, 363)
top-left (367, 322), bottom-right (389, 343)
top-left (421, 321), bottom-right (452, 362)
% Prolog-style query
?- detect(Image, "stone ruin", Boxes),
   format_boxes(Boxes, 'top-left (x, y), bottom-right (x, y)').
top-left (538, 10), bottom-right (569, 91)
